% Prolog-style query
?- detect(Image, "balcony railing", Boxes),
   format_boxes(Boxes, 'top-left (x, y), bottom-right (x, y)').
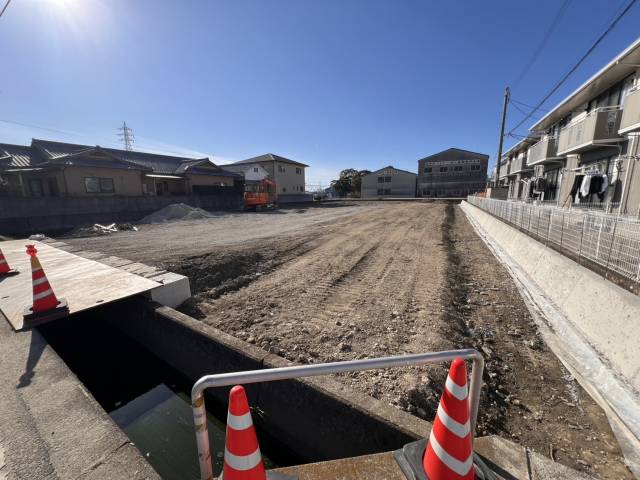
top-left (508, 154), bottom-right (532, 175)
top-left (498, 161), bottom-right (510, 180)
top-left (619, 88), bottom-right (640, 134)
top-left (527, 137), bottom-right (562, 165)
top-left (557, 107), bottom-right (624, 155)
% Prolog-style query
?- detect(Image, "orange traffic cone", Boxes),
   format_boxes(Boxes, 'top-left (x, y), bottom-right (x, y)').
top-left (222, 385), bottom-right (296, 480)
top-left (0, 246), bottom-right (18, 276)
top-left (422, 358), bottom-right (474, 479)
top-left (223, 385), bottom-right (267, 480)
top-left (394, 358), bottom-right (495, 480)
top-left (23, 244), bottom-right (68, 325)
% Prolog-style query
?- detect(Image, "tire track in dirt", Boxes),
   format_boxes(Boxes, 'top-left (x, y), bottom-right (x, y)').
top-left (189, 201), bottom-right (630, 478)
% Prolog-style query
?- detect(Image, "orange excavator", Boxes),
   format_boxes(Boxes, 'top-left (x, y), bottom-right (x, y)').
top-left (244, 178), bottom-right (277, 210)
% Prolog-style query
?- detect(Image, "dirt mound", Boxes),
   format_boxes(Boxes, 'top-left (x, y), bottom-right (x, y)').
top-left (138, 203), bottom-right (213, 224)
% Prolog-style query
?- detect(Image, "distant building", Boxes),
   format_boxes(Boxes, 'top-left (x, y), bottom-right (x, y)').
top-left (360, 166), bottom-right (417, 198)
top-left (227, 153), bottom-right (308, 200)
top-left (222, 163), bottom-right (270, 182)
top-left (0, 138), bottom-right (241, 197)
top-left (417, 148), bottom-right (488, 198)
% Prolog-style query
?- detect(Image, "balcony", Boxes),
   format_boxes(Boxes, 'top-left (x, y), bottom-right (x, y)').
top-left (508, 154), bottom-right (532, 175)
top-left (619, 88), bottom-right (640, 134)
top-left (557, 107), bottom-right (624, 155)
top-left (527, 137), bottom-right (563, 166)
top-left (498, 161), bottom-right (510, 180)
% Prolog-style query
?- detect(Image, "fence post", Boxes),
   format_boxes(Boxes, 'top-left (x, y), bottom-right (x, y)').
top-left (577, 213), bottom-right (587, 265)
top-left (605, 219), bottom-right (618, 274)
top-left (559, 211), bottom-right (565, 247)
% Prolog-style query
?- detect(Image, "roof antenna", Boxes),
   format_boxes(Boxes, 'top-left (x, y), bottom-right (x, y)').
top-left (117, 121), bottom-right (135, 152)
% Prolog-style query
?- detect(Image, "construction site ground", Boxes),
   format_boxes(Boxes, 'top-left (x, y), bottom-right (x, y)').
top-left (63, 201), bottom-right (633, 479)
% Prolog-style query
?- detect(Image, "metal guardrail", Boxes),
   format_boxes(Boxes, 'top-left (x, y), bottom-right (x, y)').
top-left (467, 196), bottom-right (640, 283)
top-left (191, 349), bottom-right (484, 480)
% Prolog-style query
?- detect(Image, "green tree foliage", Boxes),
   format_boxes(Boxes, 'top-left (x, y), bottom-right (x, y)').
top-left (330, 169), bottom-right (371, 197)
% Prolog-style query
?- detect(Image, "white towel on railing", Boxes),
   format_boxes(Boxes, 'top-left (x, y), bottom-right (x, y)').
top-left (580, 174), bottom-right (593, 198)
top-left (600, 174), bottom-right (609, 194)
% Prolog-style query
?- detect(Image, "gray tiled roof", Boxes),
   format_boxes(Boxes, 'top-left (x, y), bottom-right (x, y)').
top-left (232, 153), bottom-right (309, 167)
top-left (1, 139), bottom-right (243, 178)
top-left (0, 143), bottom-right (47, 168)
top-left (367, 165), bottom-right (417, 176)
top-left (418, 148), bottom-right (489, 162)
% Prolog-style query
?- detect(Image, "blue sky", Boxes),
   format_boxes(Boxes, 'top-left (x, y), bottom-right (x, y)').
top-left (1, 0), bottom-right (639, 187)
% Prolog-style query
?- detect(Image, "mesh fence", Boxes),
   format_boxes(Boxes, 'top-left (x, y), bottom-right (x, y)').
top-left (467, 196), bottom-right (640, 282)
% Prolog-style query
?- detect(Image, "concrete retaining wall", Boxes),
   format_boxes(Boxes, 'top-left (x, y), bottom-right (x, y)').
top-left (105, 298), bottom-right (430, 463)
top-left (0, 190), bottom-right (244, 235)
top-left (460, 201), bottom-right (640, 393)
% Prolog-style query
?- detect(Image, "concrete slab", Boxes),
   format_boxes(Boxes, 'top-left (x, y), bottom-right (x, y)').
top-left (148, 272), bottom-right (191, 308)
top-left (0, 240), bottom-right (160, 330)
top-left (275, 439), bottom-right (597, 480)
top-left (274, 452), bottom-right (404, 480)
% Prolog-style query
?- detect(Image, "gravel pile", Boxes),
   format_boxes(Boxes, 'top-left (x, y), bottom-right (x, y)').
top-left (138, 203), bottom-right (213, 224)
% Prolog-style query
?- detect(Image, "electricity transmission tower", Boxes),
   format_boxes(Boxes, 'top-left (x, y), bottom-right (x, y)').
top-left (117, 121), bottom-right (135, 151)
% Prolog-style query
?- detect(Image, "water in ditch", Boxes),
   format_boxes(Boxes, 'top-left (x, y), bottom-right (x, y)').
top-left (38, 312), bottom-right (277, 479)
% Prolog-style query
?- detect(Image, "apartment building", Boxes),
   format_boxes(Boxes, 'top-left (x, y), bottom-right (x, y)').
top-left (417, 148), bottom-right (489, 198)
top-left (360, 166), bottom-right (417, 198)
top-left (227, 153), bottom-right (307, 200)
top-left (500, 37), bottom-right (640, 214)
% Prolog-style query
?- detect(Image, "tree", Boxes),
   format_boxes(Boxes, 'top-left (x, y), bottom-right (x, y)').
top-left (330, 169), bottom-right (371, 197)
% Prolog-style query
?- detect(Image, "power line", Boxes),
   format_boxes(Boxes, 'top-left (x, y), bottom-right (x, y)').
top-left (510, 98), bottom-right (549, 113)
top-left (0, 118), bottom-right (81, 137)
top-left (506, 0), bottom-right (638, 137)
top-left (0, 0), bottom-right (12, 18)
top-left (511, 0), bottom-right (573, 91)
top-left (510, 101), bottom-right (542, 121)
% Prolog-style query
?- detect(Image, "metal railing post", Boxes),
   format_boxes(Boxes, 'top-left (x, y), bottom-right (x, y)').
top-left (577, 214), bottom-right (587, 264)
top-left (605, 220), bottom-right (619, 272)
top-left (191, 349), bottom-right (484, 480)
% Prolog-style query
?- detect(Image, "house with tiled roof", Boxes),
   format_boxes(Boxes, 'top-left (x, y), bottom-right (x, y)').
top-left (0, 139), bottom-right (241, 197)
top-left (224, 153), bottom-right (308, 199)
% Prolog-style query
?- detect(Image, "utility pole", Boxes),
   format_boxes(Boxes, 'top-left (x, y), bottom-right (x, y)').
top-left (494, 87), bottom-right (510, 187)
top-left (117, 121), bottom-right (135, 151)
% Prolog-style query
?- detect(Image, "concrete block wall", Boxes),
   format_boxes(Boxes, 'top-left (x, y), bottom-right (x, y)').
top-left (461, 202), bottom-right (640, 392)
top-left (0, 190), bottom-right (244, 234)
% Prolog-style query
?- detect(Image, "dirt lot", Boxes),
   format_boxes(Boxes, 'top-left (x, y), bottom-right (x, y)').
top-left (64, 201), bottom-right (632, 478)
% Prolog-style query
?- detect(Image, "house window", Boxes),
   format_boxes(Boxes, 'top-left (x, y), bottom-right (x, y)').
top-left (29, 179), bottom-right (44, 197)
top-left (454, 166), bottom-right (463, 172)
top-left (471, 165), bottom-right (480, 171)
top-left (282, 187), bottom-right (287, 193)
top-left (424, 167), bottom-right (432, 173)
top-left (296, 167), bottom-right (302, 174)
top-left (47, 177), bottom-right (60, 196)
top-left (384, 176), bottom-right (391, 183)
top-left (278, 165), bottom-right (286, 173)
top-left (377, 176), bottom-right (385, 183)
top-left (253, 167), bottom-right (259, 172)
top-left (384, 189), bottom-right (391, 195)
top-left (439, 166), bottom-right (448, 173)
top-left (377, 188), bottom-right (384, 195)
top-left (84, 177), bottom-right (115, 194)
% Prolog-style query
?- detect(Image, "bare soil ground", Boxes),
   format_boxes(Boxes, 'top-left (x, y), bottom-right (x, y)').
top-left (63, 201), bottom-right (632, 478)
